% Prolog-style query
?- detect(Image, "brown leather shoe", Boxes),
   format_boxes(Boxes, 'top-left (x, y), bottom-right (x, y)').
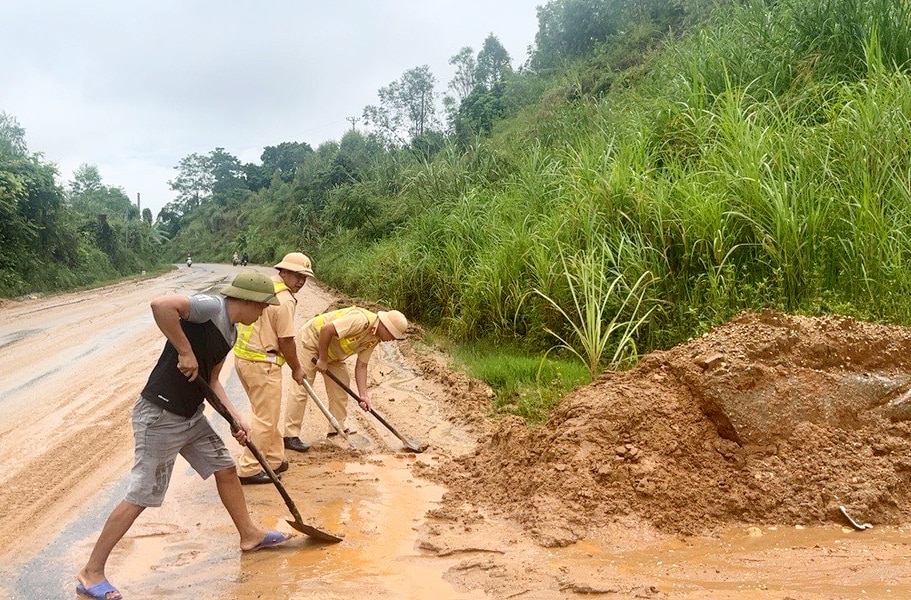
top-left (283, 437), bottom-right (310, 452)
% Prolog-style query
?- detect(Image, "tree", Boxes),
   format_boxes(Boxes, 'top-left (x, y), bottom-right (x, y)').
top-left (208, 147), bottom-right (246, 197)
top-left (475, 34), bottom-right (513, 88)
top-left (167, 147), bottom-right (248, 214)
top-left (447, 36), bottom-right (515, 142)
top-left (68, 164), bottom-right (134, 219)
top-left (261, 141), bottom-right (314, 182)
top-left (363, 65), bottom-right (439, 145)
top-left (168, 153), bottom-right (214, 213)
top-left (69, 164), bottom-right (103, 197)
top-left (0, 113), bottom-right (34, 267)
top-left (0, 112), bottom-right (27, 158)
top-left (453, 86), bottom-right (510, 140)
top-left (448, 46), bottom-right (478, 102)
top-left (531, 0), bottom-right (620, 70)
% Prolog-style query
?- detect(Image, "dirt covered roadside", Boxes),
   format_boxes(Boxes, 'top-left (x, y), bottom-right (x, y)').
top-left (418, 310), bottom-right (911, 597)
top-left (3, 268), bottom-right (911, 599)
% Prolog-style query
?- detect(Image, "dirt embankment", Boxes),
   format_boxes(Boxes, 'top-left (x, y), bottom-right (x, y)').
top-left (419, 310), bottom-right (911, 546)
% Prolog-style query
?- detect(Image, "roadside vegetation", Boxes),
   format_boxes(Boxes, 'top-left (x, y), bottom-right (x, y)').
top-left (5, 0), bottom-right (911, 423)
top-left (0, 131), bottom-right (170, 296)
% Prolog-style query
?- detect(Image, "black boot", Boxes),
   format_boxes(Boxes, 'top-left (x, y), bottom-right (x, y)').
top-left (239, 471), bottom-right (278, 485)
top-left (283, 436), bottom-right (310, 452)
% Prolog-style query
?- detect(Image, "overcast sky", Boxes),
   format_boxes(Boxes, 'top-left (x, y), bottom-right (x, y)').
top-left (1, 1), bottom-right (541, 218)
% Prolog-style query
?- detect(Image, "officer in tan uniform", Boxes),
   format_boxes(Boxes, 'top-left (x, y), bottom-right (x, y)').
top-left (284, 306), bottom-right (408, 438)
top-left (233, 252), bottom-right (313, 484)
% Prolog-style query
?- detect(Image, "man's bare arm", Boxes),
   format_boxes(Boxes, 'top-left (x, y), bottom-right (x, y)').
top-left (150, 295), bottom-right (199, 381)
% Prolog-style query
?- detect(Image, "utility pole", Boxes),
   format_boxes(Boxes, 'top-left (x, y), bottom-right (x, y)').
top-left (346, 116), bottom-right (359, 131)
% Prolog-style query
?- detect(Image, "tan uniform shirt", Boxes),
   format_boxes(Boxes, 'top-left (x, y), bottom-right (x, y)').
top-left (233, 278), bottom-right (296, 360)
top-left (300, 306), bottom-right (380, 362)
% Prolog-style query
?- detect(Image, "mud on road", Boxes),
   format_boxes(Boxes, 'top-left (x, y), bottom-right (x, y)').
top-left (2, 267), bottom-right (911, 599)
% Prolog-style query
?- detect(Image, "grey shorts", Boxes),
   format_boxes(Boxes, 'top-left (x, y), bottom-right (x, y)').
top-left (125, 395), bottom-right (236, 507)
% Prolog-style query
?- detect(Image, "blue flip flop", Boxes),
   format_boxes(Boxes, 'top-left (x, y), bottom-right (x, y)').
top-left (76, 578), bottom-right (122, 599)
top-left (244, 530), bottom-right (292, 553)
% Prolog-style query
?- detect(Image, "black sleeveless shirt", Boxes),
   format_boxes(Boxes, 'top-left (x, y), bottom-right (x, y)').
top-left (141, 319), bottom-right (232, 417)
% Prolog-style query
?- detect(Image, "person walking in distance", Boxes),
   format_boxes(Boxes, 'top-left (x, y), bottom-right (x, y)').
top-left (75, 272), bottom-right (293, 600)
top-left (284, 306), bottom-right (408, 439)
top-left (233, 252), bottom-right (313, 484)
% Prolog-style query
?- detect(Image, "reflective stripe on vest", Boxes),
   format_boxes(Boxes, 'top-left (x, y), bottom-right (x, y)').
top-left (311, 306), bottom-right (376, 360)
top-left (232, 281), bottom-right (289, 364)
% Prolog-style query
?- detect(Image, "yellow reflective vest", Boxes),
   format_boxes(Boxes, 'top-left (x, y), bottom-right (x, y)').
top-left (305, 306), bottom-right (378, 361)
top-left (233, 281), bottom-right (290, 364)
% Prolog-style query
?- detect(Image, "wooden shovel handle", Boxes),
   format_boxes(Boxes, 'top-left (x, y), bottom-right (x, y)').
top-left (195, 379), bottom-right (304, 522)
top-left (314, 358), bottom-right (424, 452)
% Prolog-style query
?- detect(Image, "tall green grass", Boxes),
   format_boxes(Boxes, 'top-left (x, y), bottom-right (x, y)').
top-left (533, 235), bottom-right (656, 378)
top-left (312, 0), bottom-right (911, 423)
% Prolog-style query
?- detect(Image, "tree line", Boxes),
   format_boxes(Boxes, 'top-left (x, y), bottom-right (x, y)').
top-left (0, 113), bottom-right (171, 296)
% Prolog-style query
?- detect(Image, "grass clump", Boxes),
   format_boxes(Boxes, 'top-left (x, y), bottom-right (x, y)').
top-left (448, 341), bottom-right (590, 426)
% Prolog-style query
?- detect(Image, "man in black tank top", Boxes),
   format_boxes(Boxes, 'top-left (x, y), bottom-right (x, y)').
top-left (76, 272), bottom-right (295, 600)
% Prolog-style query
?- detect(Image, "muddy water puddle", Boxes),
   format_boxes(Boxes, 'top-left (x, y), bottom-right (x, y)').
top-left (6, 453), bottom-right (478, 600)
top-left (554, 524), bottom-right (911, 599)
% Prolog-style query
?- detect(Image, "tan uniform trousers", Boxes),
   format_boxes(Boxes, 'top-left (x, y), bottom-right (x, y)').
top-left (235, 357), bottom-right (285, 477)
top-left (283, 345), bottom-right (352, 437)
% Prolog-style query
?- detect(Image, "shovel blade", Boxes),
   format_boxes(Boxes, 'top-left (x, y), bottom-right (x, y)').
top-left (286, 519), bottom-right (344, 543)
top-left (400, 436), bottom-right (426, 453)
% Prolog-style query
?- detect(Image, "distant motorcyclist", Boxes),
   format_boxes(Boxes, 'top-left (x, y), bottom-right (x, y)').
top-left (241, 251), bottom-right (249, 266)
top-left (232, 252), bottom-right (239, 266)
top-left (186, 254), bottom-right (193, 268)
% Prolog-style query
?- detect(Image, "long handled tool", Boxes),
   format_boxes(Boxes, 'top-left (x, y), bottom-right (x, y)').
top-left (299, 378), bottom-right (368, 450)
top-left (317, 362), bottom-right (426, 453)
top-left (302, 379), bottom-right (346, 438)
top-left (196, 377), bottom-right (343, 543)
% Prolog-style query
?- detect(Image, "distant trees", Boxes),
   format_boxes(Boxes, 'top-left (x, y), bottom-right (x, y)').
top-left (0, 111), bottom-right (167, 296)
top-left (260, 141), bottom-right (314, 184)
top-left (530, 0), bottom-right (687, 72)
top-left (476, 34), bottom-right (513, 89)
top-left (447, 47), bottom-right (477, 103)
top-left (445, 34), bottom-right (515, 143)
top-left (532, 0), bottom-right (619, 70)
top-left (47, 0), bottom-right (709, 272)
top-left (159, 147), bottom-right (254, 238)
top-left (69, 164), bottom-right (136, 218)
top-left (363, 65), bottom-right (439, 146)
top-left (0, 112), bottom-right (71, 279)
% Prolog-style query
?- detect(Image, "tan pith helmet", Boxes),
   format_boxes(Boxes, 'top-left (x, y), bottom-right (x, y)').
top-left (377, 310), bottom-right (408, 340)
top-left (220, 271), bottom-right (280, 305)
top-left (273, 252), bottom-right (314, 277)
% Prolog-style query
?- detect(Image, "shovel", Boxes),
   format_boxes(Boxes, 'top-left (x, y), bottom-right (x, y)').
top-left (196, 377), bottom-right (343, 543)
top-left (317, 361), bottom-right (426, 453)
top-left (299, 378), bottom-right (369, 450)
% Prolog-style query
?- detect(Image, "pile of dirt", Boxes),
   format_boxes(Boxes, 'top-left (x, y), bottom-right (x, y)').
top-left (418, 310), bottom-right (911, 546)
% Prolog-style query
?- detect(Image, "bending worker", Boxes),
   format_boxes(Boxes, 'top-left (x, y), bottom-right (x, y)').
top-left (284, 306), bottom-right (408, 438)
top-left (76, 272), bottom-right (292, 600)
top-left (233, 253), bottom-right (313, 485)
